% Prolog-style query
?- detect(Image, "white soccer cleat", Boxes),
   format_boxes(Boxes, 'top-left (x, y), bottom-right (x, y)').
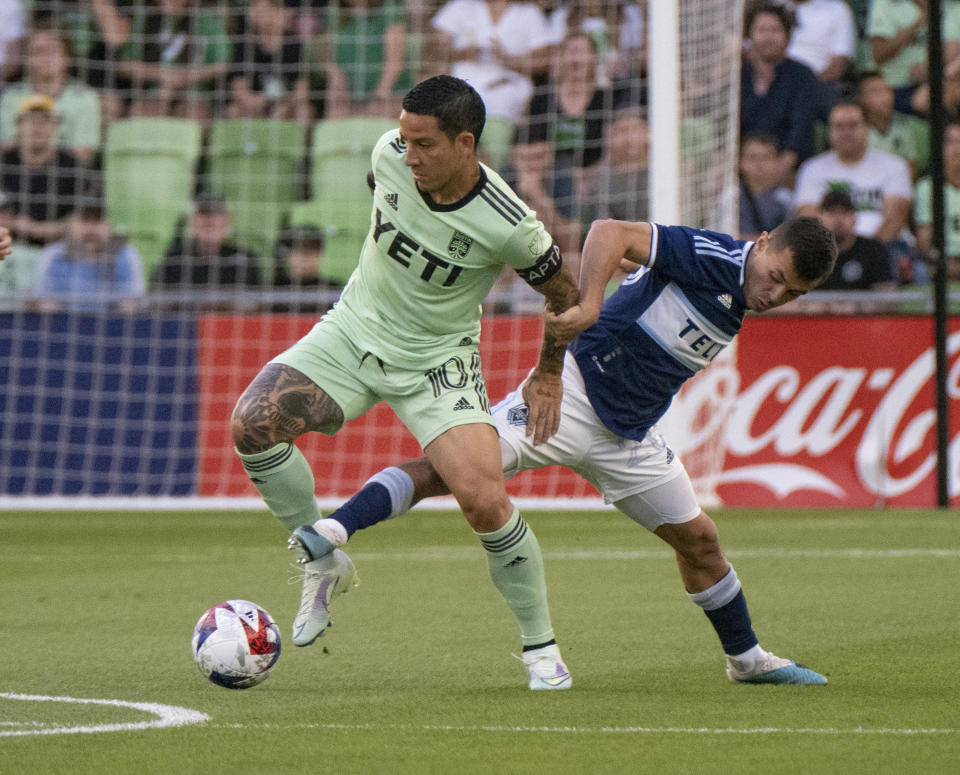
top-left (522, 644), bottom-right (572, 690)
top-left (726, 650), bottom-right (827, 685)
top-left (289, 549), bottom-right (358, 647)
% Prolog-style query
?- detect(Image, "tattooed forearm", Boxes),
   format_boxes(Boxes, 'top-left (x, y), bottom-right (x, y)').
top-left (231, 364), bottom-right (343, 454)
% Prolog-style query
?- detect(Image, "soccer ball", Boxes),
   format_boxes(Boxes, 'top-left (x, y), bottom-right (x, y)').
top-left (191, 600), bottom-right (281, 689)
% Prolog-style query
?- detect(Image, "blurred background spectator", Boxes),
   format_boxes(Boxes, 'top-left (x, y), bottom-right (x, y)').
top-left (787, 0), bottom-right (857, 88)
top-left (0, 0), bottom-right (26, 83)
top-left (793, 100), bottom-right (913, 281)
top-left (322, 0), bottom-right (411, 118)
top-left (740, 2), bottom-right (820, 184)
top-left (115, 0), bottom-right (232, 122)
top-left (31, 196), bottom-right (144, 312)
top-left (225, 0), bottom-right (311, 124)
top-left (269, 224), bottom-right (342, 312)
top-left (857, 69), bottom-right (925, 178)
top-left (585, 107), bottom-right (649, 224)
top-left (0, 94), bottom-right (83, 248)
top-left (512, 31), bottom-right (609, 258)
top-left (817, 188), bottom-right (898, 291)
top-left (151, 193), bottom-right (261, 293)
top-left (738, 132), bottom-right (792, 239)
top-left (546, 1), bottom-right (645, 87)
top-left (430, 0), bottom-right (554, 128)
top-left (914, 118), bottom-right (960, 282)
top-left (0, 27), bottom-right (101, 163)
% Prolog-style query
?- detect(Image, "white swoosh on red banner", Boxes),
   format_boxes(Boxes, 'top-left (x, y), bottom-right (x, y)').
top-left (711, 465), bottom-right (845, 498)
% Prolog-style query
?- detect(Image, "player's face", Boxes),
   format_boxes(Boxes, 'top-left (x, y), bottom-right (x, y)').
top-left (743, 233), bottom-right (820, 312)
top-left (399, 111), bottom-right (474, 198)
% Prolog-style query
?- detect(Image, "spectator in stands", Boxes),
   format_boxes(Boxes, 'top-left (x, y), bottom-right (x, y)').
top-left (430, 0), bottom-right (554, 127)
top-left (545, 1), bottom-right (645, 86)
top-left (323, 0), bottom-right (411, 118)
top-left (31, 198), bottom-right (145, 312)
top-left (0, 191), bottom-right (37, 309)
top-left (115, 0), bottom-right (232, 122)
top-left (914, 119), bottom-right (960, 282)
top-left (740, 2), bottom-right (820, 183)
top-left (0, 0), bottom-right (25, 83)
top-left (738, 133), bottom-right (792, 240)
top-left (0, 94), bottom-right (82, 247)
top-left (269, 225), bottom-right (342, 312)
top-left (512, 32), bottom-right (609, 258)
top-left (786, 0), bottom-right (856, 87)
top-left (226, 0), bottom-right (310, 124)
top-left (585, 107), bottom-right (649, 224)
top-left (868, 0), bottom-right (930, 89)
top-left (858, 69), bottom-right (925, 178)
top-left (793, 101), bottom-right (914, 281)
top-left (0, 28), bottom-right (101, 163)
top-left (152, 194), bottom-right (261, 292)
top-left (817, 189), bottom-right (897, 291)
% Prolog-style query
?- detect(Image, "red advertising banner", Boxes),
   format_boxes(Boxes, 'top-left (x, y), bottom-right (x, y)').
top-left (197, 314), bottom-right (959, 507)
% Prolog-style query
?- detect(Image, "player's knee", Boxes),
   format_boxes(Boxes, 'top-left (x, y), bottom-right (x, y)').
top-left (230, 393), bottom-right (292, 454)
top-left (458, 488), bottom-right (513, 532)
top-left (673, 513), bottom-right (723, 566)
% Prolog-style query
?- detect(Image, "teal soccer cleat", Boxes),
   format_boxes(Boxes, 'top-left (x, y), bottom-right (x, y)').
top-left (726, 651), bottom-right (827, 685)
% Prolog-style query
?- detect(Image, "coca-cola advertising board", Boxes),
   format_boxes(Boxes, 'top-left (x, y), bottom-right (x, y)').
top-left (663, 316), bottom-right (960, 507)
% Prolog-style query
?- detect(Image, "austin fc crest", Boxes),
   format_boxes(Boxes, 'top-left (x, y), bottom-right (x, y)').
top-left (448, 230), bottom-right (473, 260)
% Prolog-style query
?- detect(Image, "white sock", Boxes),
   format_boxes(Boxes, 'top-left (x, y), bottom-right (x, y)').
top-left (312, 518), bottom-right (348, 547)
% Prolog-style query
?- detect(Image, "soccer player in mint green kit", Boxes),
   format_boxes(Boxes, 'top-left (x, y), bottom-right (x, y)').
top-left (231, 75), bottom-right (579, 690)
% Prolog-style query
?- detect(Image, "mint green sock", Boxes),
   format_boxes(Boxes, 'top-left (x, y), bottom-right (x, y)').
top-left (236, 443), bottom-right (321, 531)
top-left (476, 508), bottom-right (555, 647)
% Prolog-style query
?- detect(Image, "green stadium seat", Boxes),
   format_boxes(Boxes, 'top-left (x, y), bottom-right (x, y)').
top-left (310, 117), bottom-right (396, 203)
top-left (104, 118), bottom-right (203, 272)
top-left (206, 119), bottom-right (308, 268)
top-left (207, 119), bottom-right (307, 205)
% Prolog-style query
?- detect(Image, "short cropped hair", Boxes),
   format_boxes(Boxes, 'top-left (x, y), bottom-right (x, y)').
top-left (402, 75), bottom-right (486, 146)
top-left (768, 216), bottom-right (838, 282)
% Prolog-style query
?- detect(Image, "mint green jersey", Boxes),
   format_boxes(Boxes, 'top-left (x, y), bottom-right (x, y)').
top-left (914, 176), bottom-right (960, 256)
top-left (326, 129), bottom-right (557, 368)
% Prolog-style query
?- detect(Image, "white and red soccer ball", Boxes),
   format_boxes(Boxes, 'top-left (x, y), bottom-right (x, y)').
top-left (192, 600), bottom-right (281, 689)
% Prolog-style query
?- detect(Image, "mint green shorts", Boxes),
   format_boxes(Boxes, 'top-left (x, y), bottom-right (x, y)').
top-left (270, 317), bottom-right (495, 447)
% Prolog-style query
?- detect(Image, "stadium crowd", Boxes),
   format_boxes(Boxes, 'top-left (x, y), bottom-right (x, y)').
top-left (0, 0), bottom-right (958, 312)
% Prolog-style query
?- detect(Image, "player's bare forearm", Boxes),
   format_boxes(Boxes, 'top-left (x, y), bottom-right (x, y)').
top-left (524, 263), bottom-right (578, 444)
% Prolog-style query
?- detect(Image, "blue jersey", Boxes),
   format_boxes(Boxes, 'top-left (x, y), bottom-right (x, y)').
top-left (570, 224), bottom-right (753, 441)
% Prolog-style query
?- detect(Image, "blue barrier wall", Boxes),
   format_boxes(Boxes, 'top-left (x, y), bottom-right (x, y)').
top-left (0, 313), bottom-right (198, 495)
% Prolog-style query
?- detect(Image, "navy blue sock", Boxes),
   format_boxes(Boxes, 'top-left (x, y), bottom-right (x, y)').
top-left (327, 482), bottom-right (393, 537)
top-left (703, 590), bottom-right (759, 656)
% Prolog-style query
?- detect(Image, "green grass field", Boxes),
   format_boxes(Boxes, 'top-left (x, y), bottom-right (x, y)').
top-left (1, 507), bottom-right (958, 774)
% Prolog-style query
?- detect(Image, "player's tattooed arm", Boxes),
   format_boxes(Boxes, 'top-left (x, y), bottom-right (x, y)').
top-left (522, 248), bottom-right (579, 444)
top-left (231, 364), bottom-right (344, 454)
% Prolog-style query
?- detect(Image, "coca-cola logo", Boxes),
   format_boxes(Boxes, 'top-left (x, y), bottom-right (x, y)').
top-left (663, 331), bottom-right (960, 504)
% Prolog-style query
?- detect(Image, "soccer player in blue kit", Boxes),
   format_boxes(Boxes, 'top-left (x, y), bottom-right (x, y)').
top-left (291, 215), bottom-right (838, 686)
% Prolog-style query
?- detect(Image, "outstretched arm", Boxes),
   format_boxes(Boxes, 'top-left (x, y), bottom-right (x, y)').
top-left (545, 219), bottom-right (653, 344)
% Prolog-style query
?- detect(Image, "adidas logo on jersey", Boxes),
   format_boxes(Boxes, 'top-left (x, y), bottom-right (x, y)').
top-left (384, 192), bottom-right (399, 210)
top-left (453, 397), bottom-right (475, 411)
top-left (717, 293), bottom-right (733, 309)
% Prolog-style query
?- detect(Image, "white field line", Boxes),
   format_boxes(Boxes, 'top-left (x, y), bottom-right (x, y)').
top-left (345, 547), bottom-right (960, 562)
top-left (0, 693), bottom-right (208, 738)
top-left (210, 721), bottom-right (957, 736)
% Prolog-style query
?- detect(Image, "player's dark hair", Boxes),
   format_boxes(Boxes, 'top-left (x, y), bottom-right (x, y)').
top-left (402, 75), bottom-right (486, 147)
top-left (769, 217), bottom-right (838, 282)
